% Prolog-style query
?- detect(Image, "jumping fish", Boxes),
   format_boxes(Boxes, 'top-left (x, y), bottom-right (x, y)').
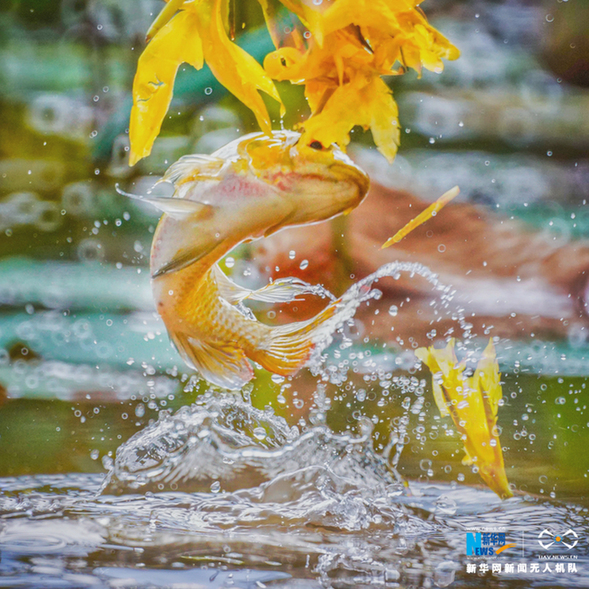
top-left (126, 131), bottom-right (369, 389)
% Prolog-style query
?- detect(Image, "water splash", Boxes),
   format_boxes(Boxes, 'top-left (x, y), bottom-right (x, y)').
top-left (1, 391), bottom-right (588, 588)
top-left (302, 260), bottom-right (460, 372)
top-left (103, 391), bottom-right (396, 498)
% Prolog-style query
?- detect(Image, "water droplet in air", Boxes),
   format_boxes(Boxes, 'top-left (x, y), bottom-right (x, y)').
top-left (299, 259), bottom-right (309, 270)
top-left (388, 305), bottom-right (398, 317)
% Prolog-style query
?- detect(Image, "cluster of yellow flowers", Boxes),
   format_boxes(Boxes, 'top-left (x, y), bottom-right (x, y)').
top-left (129, 0), bottom-right (459, 166)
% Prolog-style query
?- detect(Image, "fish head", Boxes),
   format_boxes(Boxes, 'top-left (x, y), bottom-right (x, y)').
top-left (236, 131), bottom-right (370, 229)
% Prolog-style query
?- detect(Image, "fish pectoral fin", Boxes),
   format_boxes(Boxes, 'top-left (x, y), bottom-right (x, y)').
top-left (172, 332), bottom-right (254, 390)
top-left (141, 197), bottom-right (214, 221)
top-left (152, 239), bottom-right (222, 278)
top-left (116, 184), bottom-right (215, 221)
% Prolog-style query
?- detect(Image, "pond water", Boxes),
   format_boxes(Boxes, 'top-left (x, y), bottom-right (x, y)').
top-left (1, 392), bottom-right (588, 589)
top-left (2, 0), bottom-right (589, 587)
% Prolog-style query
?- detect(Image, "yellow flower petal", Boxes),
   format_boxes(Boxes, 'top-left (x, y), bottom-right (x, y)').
top-left (129, 9), bottom-right (204, 166)
top-left (278, 0), bottom-right (324, 44)
top-left (300, 76), bottom-right (400, 162)
top-left (416, 339), bottom-right (512, 499)
top-left (196, 0), bottom-right (284, 135)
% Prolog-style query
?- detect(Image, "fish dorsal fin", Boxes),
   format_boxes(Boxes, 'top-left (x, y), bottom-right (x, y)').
top-left (161, 154), bottom-right (225, 186)
top-left (171, 332), bottom-right (254, 390)
top-left (152, 237), bottom-right (223, 278)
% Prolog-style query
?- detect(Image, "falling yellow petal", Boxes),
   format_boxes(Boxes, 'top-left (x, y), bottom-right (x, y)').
top-left (129, 9), bottom-right (204, 166)
top-left (382, 185), bottom-right (459, 248)
top-left (416, 339), bottom-right (513, 499)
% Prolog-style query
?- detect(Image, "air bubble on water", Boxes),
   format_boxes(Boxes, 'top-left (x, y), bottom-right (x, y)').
top-left (204, 87), bottom-right (213, 95)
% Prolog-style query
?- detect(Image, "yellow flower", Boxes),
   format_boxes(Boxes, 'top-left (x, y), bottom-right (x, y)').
top-left (415, 339), bottom-right (513, 499)
top-left (264, 0), bottom-right (459, 161)
top-left (129, 0), bottom-right (458, 165)
top-left (129, 0), bottom-right (283, 166)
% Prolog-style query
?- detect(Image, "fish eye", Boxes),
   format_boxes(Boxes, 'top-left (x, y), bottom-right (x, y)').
top-left (309, 140), bottom-right (324, 150)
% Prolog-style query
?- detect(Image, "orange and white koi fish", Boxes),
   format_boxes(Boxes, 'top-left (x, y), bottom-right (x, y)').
top-left (125, 131), bottom-right (369, 389)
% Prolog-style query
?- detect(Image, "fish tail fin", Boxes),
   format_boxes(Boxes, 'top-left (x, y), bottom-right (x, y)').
top-left (171, 331), bottom-right (254, 390)
top-left (250, 299), bottom-right (344, 376)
